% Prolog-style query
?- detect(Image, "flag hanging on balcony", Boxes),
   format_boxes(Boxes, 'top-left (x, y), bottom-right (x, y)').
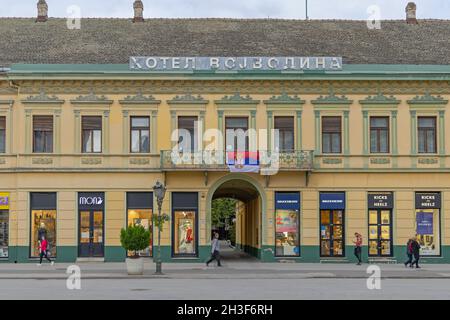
top-left (226, 151), bottom-right (259, 173)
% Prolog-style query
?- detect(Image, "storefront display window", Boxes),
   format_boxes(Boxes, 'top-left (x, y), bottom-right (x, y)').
top-left (127, 209), bottom-right (153, 256)
top-left (30, 193), bottom-right (57, 258)
top-left (275, 192), bottom-right (300, 257)
top-left (415, 192), bottom-right (441, 256)
top-left (367, 192), bottom-right (394, 257)
top-left (0, 192), bottom-right (9, 258)
top-left (174, 211), bottom-right (196, 255)
top-left (31, 210), bottom-right (57, 257)
top-left (319, 192), bottom-right (345, 257)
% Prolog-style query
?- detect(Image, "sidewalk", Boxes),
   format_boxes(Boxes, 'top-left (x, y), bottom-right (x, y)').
top-left (2, 261), bottom-right (450, 280)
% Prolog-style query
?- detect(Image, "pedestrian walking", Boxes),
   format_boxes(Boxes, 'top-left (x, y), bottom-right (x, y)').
top-left (404, 237), bottom-right (414, 267)
top-left (411, 236), bottom-right (421, 269)
top-left (206, 232), bottom-right (222, 267)
top-left (353, 232), bottom-right (363, 265)
top-left (37, 236), bottom-right (54, 266)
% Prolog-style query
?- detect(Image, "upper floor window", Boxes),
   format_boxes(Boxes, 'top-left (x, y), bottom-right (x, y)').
top-left (0, 116), bottom-right (5, 153)
top-left (177, 116), bottom-right (198, 152)
top-left (33, 115), bottom-right (53, 153)
top-left (370, 117), bottom-right (389, 153)
top-left (274, 116), bottom-right (294, 152)
top-left (82, 116), bottom-right (102, 153)
top-left (322, 116), bottom-right (341, 154)
top-left (418, 116), bottom-right (436, 154)
top-left (131, 116), bottom-right (150, 153)
top-left (225, 117), bottom-right (249, 152)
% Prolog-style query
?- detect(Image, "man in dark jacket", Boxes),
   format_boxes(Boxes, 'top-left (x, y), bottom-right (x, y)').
top-left (410, 236), bottom-right (421, 269)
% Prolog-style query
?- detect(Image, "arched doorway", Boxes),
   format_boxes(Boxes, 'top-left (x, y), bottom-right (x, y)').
top-left (206, 174), bottom-right (266, 261)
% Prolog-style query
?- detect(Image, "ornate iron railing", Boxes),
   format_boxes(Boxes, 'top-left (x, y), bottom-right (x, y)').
top-left (160, 150), bottom-right (314, 171)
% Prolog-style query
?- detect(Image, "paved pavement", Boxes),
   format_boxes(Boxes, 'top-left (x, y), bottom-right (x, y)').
top-left (2, 248), bottom-right (450, 299)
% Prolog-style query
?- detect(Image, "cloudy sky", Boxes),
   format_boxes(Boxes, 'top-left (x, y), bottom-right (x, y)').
top-left (1, 0), bottom-right (448, 19)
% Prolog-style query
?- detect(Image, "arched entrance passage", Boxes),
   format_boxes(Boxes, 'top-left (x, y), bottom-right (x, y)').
top-left (206, 174), bottom-right (267, 260)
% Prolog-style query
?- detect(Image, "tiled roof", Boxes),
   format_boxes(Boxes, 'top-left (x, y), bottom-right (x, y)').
top-left (1, 18), bottom-right (450, 66)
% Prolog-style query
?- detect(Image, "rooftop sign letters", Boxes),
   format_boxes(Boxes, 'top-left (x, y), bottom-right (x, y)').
top-left (130, 57), bottom-right (343, 72)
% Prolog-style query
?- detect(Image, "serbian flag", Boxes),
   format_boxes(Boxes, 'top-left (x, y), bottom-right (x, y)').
top-left (226, 151), bottom-right (259, 173)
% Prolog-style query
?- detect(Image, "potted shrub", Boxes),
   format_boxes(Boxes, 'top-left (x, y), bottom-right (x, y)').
top-left (120, 224), bottom-right (151, 275)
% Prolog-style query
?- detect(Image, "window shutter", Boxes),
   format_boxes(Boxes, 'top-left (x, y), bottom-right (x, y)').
top-left (33, 116), bottom-right (53, 131)
top-left (322, 117), bottom-right (341, 132)
top-left (82, 116), bottom-right (102, 130)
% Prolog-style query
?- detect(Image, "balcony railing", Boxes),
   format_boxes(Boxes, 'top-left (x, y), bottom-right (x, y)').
top-left (160, 150), bottom-right (314, 171)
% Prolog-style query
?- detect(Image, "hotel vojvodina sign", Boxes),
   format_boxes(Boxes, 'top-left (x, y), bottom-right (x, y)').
top-left (130, 56), bottom-right (343, 71)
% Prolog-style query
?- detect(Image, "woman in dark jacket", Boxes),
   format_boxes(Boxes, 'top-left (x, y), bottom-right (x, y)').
top-left (410, 237), bottom-right (421, 269)
top-left (404, 238), bottom-right (414, 267)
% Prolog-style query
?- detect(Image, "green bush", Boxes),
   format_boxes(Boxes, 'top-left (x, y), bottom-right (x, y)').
top-left (120, 225), bottom-right (151, 258)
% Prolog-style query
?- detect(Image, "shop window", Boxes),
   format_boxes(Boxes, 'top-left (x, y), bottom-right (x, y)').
top-left (82, 116), bottom-right (102, 153)
top-left (225, 117), bottom-right (249, 152)
top-left (173, 211), bottom-right (196, 255)
top-left (30, 193), bottom-right (57, 258)
top-left (274, 116), bottom-right (294, 152)
top-left (33, 115), bottom-right (53, 153)
top-left (0, 116), bottom-right (5, 153)
top-left (415, 192), bottom-right (441, 256)
top-left (0, 192), bottom-right (9, 258)
top-left (418, 117), bottom-right (437, 154)
top-left (319, 192), bottom-right (345, 257)
top-left (322, 116), bottom-right (341, 154)
top-left (275, 192), bottom-right (300, 257)
top-left (127, 192), bottom-right (153, 257)
top-left (370, 117), bottom-right (389, 153)
top-left (130, 117), bottom-right (150, 153)
top-left (177, 116), bottom-right (198, 152)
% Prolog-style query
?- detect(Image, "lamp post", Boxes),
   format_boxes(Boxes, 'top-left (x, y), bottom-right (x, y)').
top-left (153, 181), bottom-right (166, 275)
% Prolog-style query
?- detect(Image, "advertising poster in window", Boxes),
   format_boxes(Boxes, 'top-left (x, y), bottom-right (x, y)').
top-left (275, 192), bottom-right (300, 257)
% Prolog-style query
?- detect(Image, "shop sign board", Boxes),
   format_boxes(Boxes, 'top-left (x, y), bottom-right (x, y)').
top-left (415, 193), bottom-right (441, 209)
top-left (368, 193), bottom-right (393, 209)
top-left (320, 192), bottom-right (345, 210)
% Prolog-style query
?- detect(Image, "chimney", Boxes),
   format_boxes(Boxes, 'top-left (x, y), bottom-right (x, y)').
top-left (133, 0), bottom-right (144, 23)
top-left (36, 0), bottom-right (48, 22)
top-left (406, 2), bottom-right (418, 24)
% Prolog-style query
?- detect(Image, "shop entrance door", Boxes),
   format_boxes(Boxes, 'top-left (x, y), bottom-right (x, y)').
top-left (368, 209), bottom-right (392, 257)
top-left (79, 210), bottom-right (104, 257)
top-left (320, 210), bottom-right (345, 257)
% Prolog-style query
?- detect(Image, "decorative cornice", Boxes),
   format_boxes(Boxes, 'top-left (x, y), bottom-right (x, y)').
top-left (215, 92), bottom-right (259, 104)
top-left (22, 89), bottom-right (64, 104)
top-left (167, 93), bottom-right (208, 105)
top-left (70, 90), bottom-right (113, 105)
top-left (0, 100), bottom-right (14, 106)
top-left (360, 90), bottom-right (400, 105)
top-left (263, 92), bottom-right (305, 105)
top-left (312, 87), bottom-right (352, 105)
top-left (119, 91), bottom-right (160, 104)
top-left (407, 92), bottom-right (448, 105)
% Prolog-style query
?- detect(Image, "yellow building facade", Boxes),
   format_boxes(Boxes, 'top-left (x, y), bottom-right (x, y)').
top-left (1, 10), bottom-right (450, 263)
top-left (1, 64), bottom-right (450, 263)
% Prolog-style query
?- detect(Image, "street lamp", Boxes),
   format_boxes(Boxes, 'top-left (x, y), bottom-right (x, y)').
top-left (153, 180), bottom-right (166, 275)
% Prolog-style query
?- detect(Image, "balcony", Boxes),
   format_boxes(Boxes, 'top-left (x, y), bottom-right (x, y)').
top-left (160, 150), bottom-right (314, 172)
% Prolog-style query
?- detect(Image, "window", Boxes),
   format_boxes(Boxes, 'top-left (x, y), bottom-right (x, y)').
top-left (172, 192), bottom-right (198, 257)
top-left (322, 116), bottom-right (341, 154)
top-left (33, 116), bottom-right (53, 153)
top-left (82, 116), bottom-right (102, 153)
top-left (130, 117), bottom-right (150, 153)
top-left (225, 117), bottom-right (249, 152)
top-left (127, 192), bottom-right (153, 257)
top-left (30, 193), bottom-right (57, 258)
top-left (274, 116), bottom-right (294, 152)
top-left (177, 116), bottom-right (198, 152)
top-left (0, 117), bottom-right (5, 153)
top-left (275, 192), bottom-right (300, 257)
top-left (370, 117), bottom-right (389, 153)
top-left (418, 117), bottom-right (437, 153)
